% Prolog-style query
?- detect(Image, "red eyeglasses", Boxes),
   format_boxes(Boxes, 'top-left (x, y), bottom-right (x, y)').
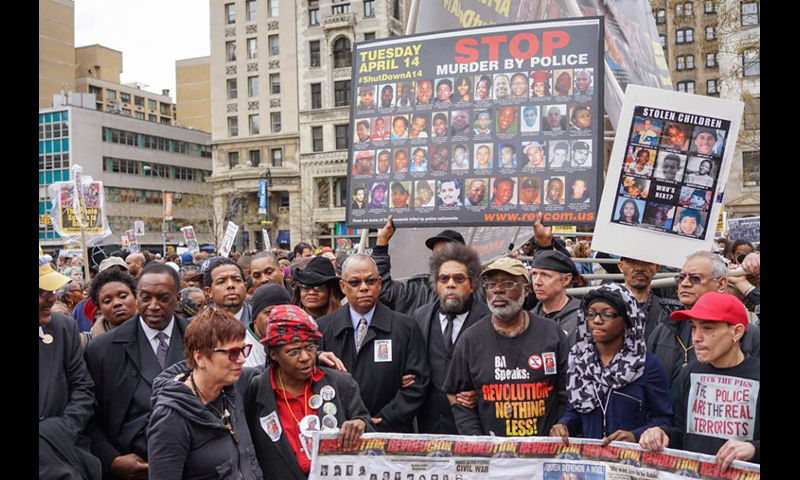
top-left (213, 344), bottom-right (253, 362)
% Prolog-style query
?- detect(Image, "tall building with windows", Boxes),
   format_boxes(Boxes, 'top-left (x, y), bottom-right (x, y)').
top-left (39, 101), bottom-right (213, 250)
top-left (297, 0), bottom-right (406, 248)
top-left (40, 0), bottom-right (76, 108)
top-left (653, 0), bottom-right (759, 219)
top-left (209, 0), bottom-right (302, 251)
top-left (176, 56), bottom-right (213, 132)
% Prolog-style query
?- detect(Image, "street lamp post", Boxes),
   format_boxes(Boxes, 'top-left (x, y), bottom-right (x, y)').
top-left (260, 168), bottom-right (273, 250)
top-left (143, 165), bottom-right (167, 256)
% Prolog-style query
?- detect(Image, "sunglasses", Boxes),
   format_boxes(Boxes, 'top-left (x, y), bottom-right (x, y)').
top-left (344, 277), bottom-right (379, 288)
top-left (213, 344), bottom-right (253, 362)
top-left (300, 284), bottom-right (327, 292)
top-left (675, 273), bottom-right (719, 286)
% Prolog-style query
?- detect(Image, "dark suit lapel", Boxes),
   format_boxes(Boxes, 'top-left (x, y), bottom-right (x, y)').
top-left (165, 317), bottom-right (187, 367)
top-left (38, 325), bottom-right (57, 417)
top-left (362, 303), bottom-right (391, 348)
top-left (256, 369), bottom-right (309, 480)
top-left (136, 321), bottom-right (162, 387)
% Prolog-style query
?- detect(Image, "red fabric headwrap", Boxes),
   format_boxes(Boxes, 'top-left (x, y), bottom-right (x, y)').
top-left (263, 305), bottom-right (322, 347)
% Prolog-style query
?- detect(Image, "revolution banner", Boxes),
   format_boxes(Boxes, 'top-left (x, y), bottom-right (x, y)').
top-left (347, 18), bottom-right (604, 229)
top-left (309, 434), bottom-right (759, 480)
top-left (591, 85), bottom-right (744, 269)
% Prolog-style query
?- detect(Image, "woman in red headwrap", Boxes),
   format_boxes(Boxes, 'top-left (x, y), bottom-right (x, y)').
top-left (244, 305), bottom-right (374, 480)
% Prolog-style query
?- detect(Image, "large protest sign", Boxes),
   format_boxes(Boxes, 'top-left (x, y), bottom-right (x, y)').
top-left (592, 86), bottom-right (744, 268)
top-left (727, 217), bottom-right (760, 244)
top-left (47, 166), bottom-right (112, 246)
top-left (218, 221), bottom-right (239, 258)
top-left (414, 1), bottom-right (671, 126)
top-left (309, 433), bottom-right (759, 480)
top-left (348, 18), bottom-right (604, 229)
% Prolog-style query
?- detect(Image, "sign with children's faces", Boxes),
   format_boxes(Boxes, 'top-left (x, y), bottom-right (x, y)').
top-left (592, 85), bottom-right (744, 268)
top-left (347, 18), bottom-right (604, 228)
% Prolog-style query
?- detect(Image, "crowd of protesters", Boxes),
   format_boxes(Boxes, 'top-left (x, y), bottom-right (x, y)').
top-left (40, 214), bottom-right (760, 479)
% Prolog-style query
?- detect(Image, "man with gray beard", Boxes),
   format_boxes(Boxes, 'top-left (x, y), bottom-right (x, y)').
top-left (412, 244), bottom-right (489, 434)
top-left (444, 257), bottom-right (569, 437)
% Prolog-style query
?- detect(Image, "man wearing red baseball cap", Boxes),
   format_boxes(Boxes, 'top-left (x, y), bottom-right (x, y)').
top-left (640, 292), bottom-right (760, 471)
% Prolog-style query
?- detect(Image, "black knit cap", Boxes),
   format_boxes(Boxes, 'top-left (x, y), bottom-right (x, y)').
top-left (251, 283), bottom-right (293, 320)
top-left (582, 288), bottom-right (631, 327)
top-left (425, 230), bottom-right (466, 250)
top-left (531, 250), bottom-right (578, 276)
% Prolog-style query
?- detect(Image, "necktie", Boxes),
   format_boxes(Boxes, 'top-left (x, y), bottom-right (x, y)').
top-left (444, 314), bottom-right (456, 354)
top-left (155, 332), bottom-right (169, 370)
top-left (356, 318), bottom-right (368, 353)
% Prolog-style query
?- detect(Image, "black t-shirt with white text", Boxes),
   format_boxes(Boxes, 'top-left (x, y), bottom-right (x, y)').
top-left (443, 312), bottom-right (569, 437)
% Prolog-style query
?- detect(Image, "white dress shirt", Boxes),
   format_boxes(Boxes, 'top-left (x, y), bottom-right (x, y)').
top-left (139, 316), bottom-right (175, 357)
top-left (438, 311), bottom-right (469, 344)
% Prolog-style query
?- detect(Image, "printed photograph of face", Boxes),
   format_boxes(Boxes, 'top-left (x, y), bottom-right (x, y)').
top-left (376, 149), bottom-right (391, 174)
top-left (518, 176), bottom-right (541, 205)
top-left (642, 203), bottom-right (676, 230)
top-left (673, 207), bottom-right (707, 238)
top-left (390, 115), bottom-right (409, 140)
top-left (473, 110), bottom-right (493, 135)
top-left (368, 182), bottom-right (388, 210)
top-left (410, 147), bottom-right (427, 173)
top-left (614, 197), bottom-right (646, 224)
top-left (620, 176), bottom-right (650, 200)
top-left (529, 70), bottom-right (552, 97)
top-left (432, 112), bottom-right (449, 138)
top-left (496, 107), bottom-right (519, 134)
top-left (395, 81), bottom-right (415, 107)
top-left (569, 176), bottom-right (591, 203)
top-left (574, 69), bottom-right (593, 96)
top-left (542, 105), bottom-right (567, 132)
top-left (408, 113), bottom-right (430, 139)
top-left (660, 122), bottom-right (693, 152)
top-left (449, 110), bottom-right (470, 137)
top-left (428, 145), bottom-right (450, 172)
top-left (392, 148), bottom-right (409, 173)
top-left (414, 180), bottom-right (435, 208)
top-left (465, 178), bottom-right (488, 206)
top-left (416, 80), bottom-right (434, 105)
top-left (354, 119), bottom-right (370, 144)
top-left (390, 182), bottom-right (411, 209)
top-left (510, 72), bottom-right (529, 99)
top-left (435, 78), bottom-right (453, 104)
top-left (570, 141), bottom-right (592, 168)
top-left (353, 151), bottom-right (375, 176)
top-left (521, 106), bottom-right (540, 132)
top-left (437, 179), bottom-right (463, 207)
top-left (679, 187), bottom-right (712, 211)
top-left (497, 144), bottom-right (517, 170)
top-left (624, 146), bottom-right (656, 177)
top-left (379, 84), bottom-right (395, 109)
top-left (631, 117), bottom-right (663, 146)
top-left (653, 152), bottom-right (686, 182)
top-left (522, 141), bottom-right (546, 169)
top-left (491, 177), bottom-right (517, 205)
top-left (544, 177), bottom-right (566, 205)
top-left (553, 69), bottom-right (573, 96)
top-left (474, 144), bottom-right (493, 170)
top-left (474, 74), bottom-right (493, 101)
top-left (451, 145), bottom-right (470, 170)
top-left (683, 156), bottom-right (718, 188)
top-left (690, 127), bottom-right (725, 157)
top-left (570, 105), bottom-right (592, 132)
top-left (371, 116), bottom-right (391, 142)
top-left (548, 141), bottom-right (570, 169)
top-left (357, 86), bottom-right (375, 110)
top-left (351, 184), bottom-right (367, 209)
top-left (493, 74), bottom-right (510, 100)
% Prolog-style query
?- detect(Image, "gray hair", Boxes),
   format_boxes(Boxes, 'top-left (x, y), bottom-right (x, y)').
top-left (686, 250), bottom-right (728, 278)
top-left (341, 253), bottom-right (378, 277)
top-left (56, 280), bottom-right (80, 302)
top-left (180, 287), bottom-right (204, 300)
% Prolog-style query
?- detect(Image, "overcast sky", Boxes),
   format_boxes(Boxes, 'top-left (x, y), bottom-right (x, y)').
top-left (74, 0), bottom-right (210, 99)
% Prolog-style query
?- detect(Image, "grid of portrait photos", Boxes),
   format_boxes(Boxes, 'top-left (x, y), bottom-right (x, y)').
top-left (611, 106), bottom-right (730, 239)
top-left (349, 69), bottom-right (599, 223)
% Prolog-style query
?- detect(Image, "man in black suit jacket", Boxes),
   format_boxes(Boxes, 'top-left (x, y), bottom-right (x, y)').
top-left (39, 246), bottom-right (101, 479)
top-left (412, 243), bottom-right (490, 434)
top-left (85, 263), bottom-right (187, 479)
top-left (317, 254), bottom-right (429, 433)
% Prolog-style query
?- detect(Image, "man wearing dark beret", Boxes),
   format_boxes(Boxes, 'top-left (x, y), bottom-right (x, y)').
top-left (530, 251), bottom-right (583, 343)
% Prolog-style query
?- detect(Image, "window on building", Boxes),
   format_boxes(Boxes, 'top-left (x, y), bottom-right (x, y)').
top-left (706, 79), bottom-right (718, 95)
top-left (89, 85), bottom-right (102, 100)
top-left (280, 192), bottom-right (290, 208)
top-left (659, 35), bottom-right (666, 49)
top-left (160, 103), bottom-right (170, 115)
top-left (247, 0), bottom-right (257, 21)
top-left (687, 55), bottom-right (694, 69)
top-left (148, 114), bottom-right (157, 122)
top-left (312, 126), bottom-right (323, 152)
top-left (656, 9), bottom-right (665, 24)
top-left (684, 2), bottom-right (693, 16)
top-left (229, 151), bottom-right (239, 169)
top-left (677, 28), bottom-right (693, 44)
top-left (107, 89), bottom-right (117, 101)
top-left (269, 0), bottom-right (279, 17)
top-left (249, 114), bottom-right (260, 135)
top-left (229, 117), bottom-right (239, 137)
top-left (743, 49), bottom-right (760, 76)
top-left (310, 41), bottom-right (321, 67)
top-left (317, 178), bottom-right (331, 208)
top-left (225, 3), bottom-right (236, 24)
top-left (271, 112), bottom-right (282, 132)
top-left (227, 79), bottom-right (238, 100)
top-left (676, 3), bottom-right (683, 16)
top-left (311, 83), bottom-right (322, 109)
top-left (333, 37), bottom-right (352, 69)
top-left (148, 99), bottom-right (157, 110)
top-left (248, 38), bottom-right (258, 60)
top-left (334, 80), bottom-right (351, 107)
top-left (270, 74), bottom-right (281, 95)
top-left (332, 2), bottom-right (350, 15)
top-left (248, 76), bottom-right (259, 97)
top-left (334, 177), bottom-right (348, 207)
top-left (226, 41), bottom-right (237, 62)
top-left (742, 152), bottom-right (760, 186)
top-left (705, 1), bottom-right (716, 14)
top-left (393, 0), bottom-right (401, 19)
top-left (744, 97), bottom-right (760, 130)
top-left (677, 56), bottom-right (685, 70)
top-left (175, 167), bottom-right (196, 181)
top-left (271, 148), bottom-right (283, 167)
top-left (269, 35), bottom-right (279, 56)
top-left (677, 81), bottom-right (695, 94)
top-left (364, 0), bottom-right (375, 17)
top-left (120, 92), bottom-right (131, 103)
top-left (135, 111), bottom-right (145, 120)
top-left (122, 108), bottom-right (132, 116)
top-left (309, 0), bottom-right (320, 25)
top-left (250, 150), bottom-right (261, 167)
top-left (134, 95), bottom-right (144, 107)
top-left (335, 124), bottom-right (349, 150)
top-left (706, 52), bottom-right (718, 68)
top-left (706, 26), bottom-right (716, 41)
top-left (364, 32), bottom-right (376, 41)
top-left (741, 2), bottom-right (759, 26)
